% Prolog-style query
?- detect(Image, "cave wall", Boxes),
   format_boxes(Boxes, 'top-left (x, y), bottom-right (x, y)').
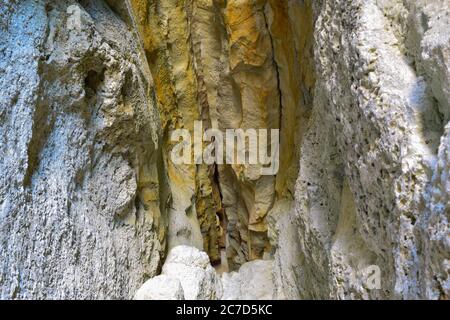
top-left (0, 0), bottom-right (168, 299)
top-left (272, 0), bottom-right (449, 300)
top-left (0, 0), bottom-right (448, 299)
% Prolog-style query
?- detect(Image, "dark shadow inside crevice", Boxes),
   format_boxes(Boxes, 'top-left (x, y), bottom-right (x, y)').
top-left (84, 69), bottom-right (105, 99)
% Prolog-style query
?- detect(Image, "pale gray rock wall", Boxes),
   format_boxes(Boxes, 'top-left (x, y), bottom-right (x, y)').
top-left (162, 245), bottom-right (220, 300)
top-left (272, 0), bottom-right (449, 300)
top-left (134, 275), bottom-right (184, 300)
top-left (0, 0), bottom-right (168, 299)
top-left (219, 260), bottom-right (274, 300)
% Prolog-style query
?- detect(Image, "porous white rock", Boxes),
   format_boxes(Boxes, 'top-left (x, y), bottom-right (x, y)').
top-left (134, 275), bottom-right (184, 300)
top-left (272, 0), bottom-right (450, 300)
top-left (219, 260), bottom-right (275, 300)
top-left (161, 246), bottom-right (220, 300)
top-left (1, 0), bottom-right (449, 301)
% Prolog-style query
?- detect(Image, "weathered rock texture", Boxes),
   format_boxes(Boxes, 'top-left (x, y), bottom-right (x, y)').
top-left (124, 0), bottom-right (317, 272)
top-left (220, 259), bottom-right (274, 300)
top-left (162, 245), bottom-right (220, 300)
top-left (134, 245), bottom-right (273, 300)
top-left (0, 0), bottom-right (168, 299)
top-left (0, 0), bottom-right (449, 300)
top-left (134, 274), bottom-right (184, 300)
top-left (135, 245), bottom-right (220, 300)
top-left (271, 0), bottom-right (450, 300)
top-left (128, 0), bottom-right (284, 268)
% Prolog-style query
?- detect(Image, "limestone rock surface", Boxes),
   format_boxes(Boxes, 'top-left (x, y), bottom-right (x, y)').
top-left (220, 260), bottom-right (275, 300)
top-left (161, 245), bottom-right (220, 300)
top-left (134, 275), bottom-right (184, 300)
top-left (1, 0), bottom-right (449, 300)
top-left (272, 0), bottom-right (450, 300)
top-left (0, 0), bottom-right (167, 299)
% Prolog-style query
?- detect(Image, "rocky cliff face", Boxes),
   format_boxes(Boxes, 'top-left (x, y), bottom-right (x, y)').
top-left (0, 0), bottom-right (448, 300)
top-left (0, 0), bottom-right (168, 299)
top-left (272, 0), bottom-right (449, 300)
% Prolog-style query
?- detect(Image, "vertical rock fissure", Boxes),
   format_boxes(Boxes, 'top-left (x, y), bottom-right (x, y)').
top-left (262, 5), bottom-right (284, 137)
